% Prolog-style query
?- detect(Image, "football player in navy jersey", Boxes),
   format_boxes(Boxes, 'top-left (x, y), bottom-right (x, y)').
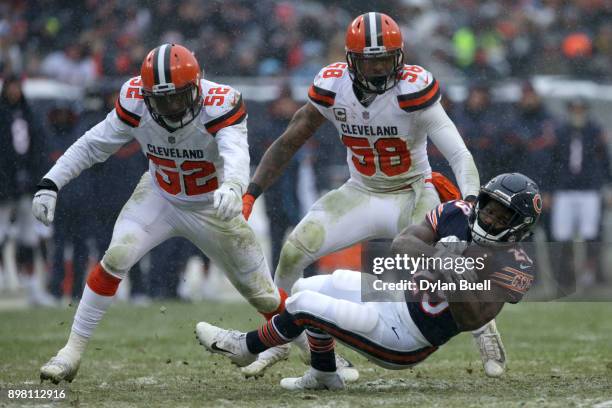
top-left (196, 173), bottom-right (541, 390)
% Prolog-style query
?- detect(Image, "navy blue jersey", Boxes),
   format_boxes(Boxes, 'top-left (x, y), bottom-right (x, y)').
top-left (406, 200), bottom-right (535, 346)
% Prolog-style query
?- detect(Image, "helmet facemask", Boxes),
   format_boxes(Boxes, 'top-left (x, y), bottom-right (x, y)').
top-left (143, 82), bottom-right (202, 132)
top-left (470, 193), bottom-right (533, 246)
top-left (346, 48), bottom-right (403, 94)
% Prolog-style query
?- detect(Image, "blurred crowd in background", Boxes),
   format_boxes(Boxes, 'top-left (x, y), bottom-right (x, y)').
top-left (0, 0), bottom-right (611, 305)
top-left (1, 0), bottom-right (611, 82)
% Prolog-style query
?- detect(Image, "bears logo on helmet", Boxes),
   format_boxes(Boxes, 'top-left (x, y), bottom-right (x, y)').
top-left (141, 44), bottom-right (203, 131)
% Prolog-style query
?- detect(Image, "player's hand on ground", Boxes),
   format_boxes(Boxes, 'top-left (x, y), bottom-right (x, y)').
top-left (32, 189), bottom-right (58, 226)
top-left (213, 183), bottom-right (242, 221)
top-left (242, 193), bottom-right (255, 220)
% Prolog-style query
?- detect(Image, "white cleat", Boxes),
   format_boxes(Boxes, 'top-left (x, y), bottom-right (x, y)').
top-left (473, 320), bottom-right (506, 378)
top-left (280, 368), bottom-right (345, 391)
top-left (40, 354), bottom-right (80, 384)
top-left (335, 354), bottom-right (359, 383)
top-left (241, 344), bottom-right (290, 377)
top-left (196, 322), bottom-right (256, 367)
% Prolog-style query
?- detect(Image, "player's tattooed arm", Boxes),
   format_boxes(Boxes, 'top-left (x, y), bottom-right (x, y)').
top-left (250, 103), bottom-right (326, 193)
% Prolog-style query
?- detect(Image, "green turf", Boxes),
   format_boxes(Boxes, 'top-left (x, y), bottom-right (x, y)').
top-left (1, 301), bottom-right (611, 407)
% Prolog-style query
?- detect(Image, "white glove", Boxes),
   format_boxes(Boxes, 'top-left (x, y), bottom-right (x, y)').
top-left (213, 182), bottom-right (243, 221)
top-left (435, 235), bottom-right (469, 255)
top-left (32, 189), bottom-right (58, 226)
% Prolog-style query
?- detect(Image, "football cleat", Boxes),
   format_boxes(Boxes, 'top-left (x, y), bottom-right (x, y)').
top-left (196, 322), bottom-right (256, 367)
top-left (335, 354), bottom-right (360, 383)
top-left (241, 344), bottom-right (290, 378)
top-left (40, 354), bottom-right (80, 384)
top-left (473, 320), bottom-right (506, 378)
top-left (280, 368), bottom-right (345, 391)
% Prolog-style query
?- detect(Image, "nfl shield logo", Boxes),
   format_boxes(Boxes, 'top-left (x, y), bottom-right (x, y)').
top-left (362, 111), bottom-right (369, 120)
top-left (168, 136), bottom-right (176, 144)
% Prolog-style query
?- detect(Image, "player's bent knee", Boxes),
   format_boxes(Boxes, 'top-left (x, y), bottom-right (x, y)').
top-left (288, 220), bottom-right (326, 256)
top-left (101, 244), bottom-right (136, 278)
top-left (285, 290), bottom-right (330, 317)
top-left (291, 275), bottom-right (330, 296)
top-left (247, 292), bottom-right (280, 314)
top-left (331, 269), bottom-right (363, 291)
top-left (291, 278), bottom-right (308, 296)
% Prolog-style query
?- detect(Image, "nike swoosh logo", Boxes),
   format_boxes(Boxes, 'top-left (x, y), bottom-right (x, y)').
top-left (519, 263), bottom-right (531, 270)
top-left (211, 342), bottom-right (235, 355)
top-left (391, 326), bottom-right (400, 340)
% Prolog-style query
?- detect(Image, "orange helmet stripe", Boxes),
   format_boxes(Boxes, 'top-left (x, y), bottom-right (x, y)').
top-left (346, 12), bottom-right (403, 52)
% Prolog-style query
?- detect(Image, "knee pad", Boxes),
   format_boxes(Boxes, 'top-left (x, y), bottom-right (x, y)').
top-left (288, 220), bottom-right (326, 256)
top-left (290, 274), bottom-right (331, 296)
top-left (247, 290), bottom-right (281, 315)
top-left (101, 243), bottom-right (136, 278)
top-left (331, 269), bottom-right (363, 292)
top-left (291, 277), bottom-right (308, 296)
top-left (286, 290), bottom-right (330, 317)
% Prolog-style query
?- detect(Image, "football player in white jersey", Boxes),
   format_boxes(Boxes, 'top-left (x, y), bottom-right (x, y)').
top-left (34, 44), bottom-right (287, 384)
top-left (240, 13), bottom-right (505, 378)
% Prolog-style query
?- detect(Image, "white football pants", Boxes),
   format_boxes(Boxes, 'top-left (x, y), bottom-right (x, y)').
top-left (287, 269), bottom-right (436, 369)
top-left (101, 172), bottom-right (279, 313)
top-left (274, 178), bottom-right (440, 291)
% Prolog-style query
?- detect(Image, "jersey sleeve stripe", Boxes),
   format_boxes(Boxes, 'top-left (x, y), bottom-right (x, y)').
top-left (114, 98), bottom-right (141, 127)
top-left (425, 209), bottom-right (438, 231)
top-left (308, 85), bottom-right (336, 107)
top-left (491, 280), bottom-right (528, 295)
top-left (205, 96), bottom-right (247, 135)
top-left (502, 266), bottom-right (534, 279)
top-left (397, 79), bottom-right (440, 112)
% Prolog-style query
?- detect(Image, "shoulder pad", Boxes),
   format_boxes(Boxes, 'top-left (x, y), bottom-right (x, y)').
top-left (201, 80), bottom-right (247, 136)
top-left (396, 65), bottom-right (441, 113)
top-left (308, 62), bottom-right (348, 108)
top-left (115, 76), bottom-right (146, 128)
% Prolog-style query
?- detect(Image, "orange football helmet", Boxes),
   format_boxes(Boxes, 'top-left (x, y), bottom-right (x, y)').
top-left (345, 12), bottom-right (404, 94)
top-left (141, 44), bottom-right (202, 131)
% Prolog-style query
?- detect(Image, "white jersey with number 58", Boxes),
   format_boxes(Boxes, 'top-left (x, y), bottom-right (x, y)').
top-left (308, 62), bottom-right (479, 196)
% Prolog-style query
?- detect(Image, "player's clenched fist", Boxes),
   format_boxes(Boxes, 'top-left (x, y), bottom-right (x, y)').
top-left (32, 178), bottom-right (59, 226)
top-left (213, 182), bottom-right (242, 221)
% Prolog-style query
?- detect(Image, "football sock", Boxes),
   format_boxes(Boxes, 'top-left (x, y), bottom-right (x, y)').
top-left (246, 311), bottom-right (303, 354)
top-left (65, 263), bottom-right (120, 358)
top-left (306, 329), bottom-right (337, 372)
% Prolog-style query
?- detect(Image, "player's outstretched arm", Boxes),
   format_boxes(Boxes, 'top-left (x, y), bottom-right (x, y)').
top-left (32, 112), bottom-right (134, 226)
top-left (248, 103), bottom-right (325, 194)
top-left (420, 103), bottom-right (480, 198)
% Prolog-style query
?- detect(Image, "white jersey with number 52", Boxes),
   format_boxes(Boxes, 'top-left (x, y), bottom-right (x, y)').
top-left (44, 76), bottom-right (250, 206)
